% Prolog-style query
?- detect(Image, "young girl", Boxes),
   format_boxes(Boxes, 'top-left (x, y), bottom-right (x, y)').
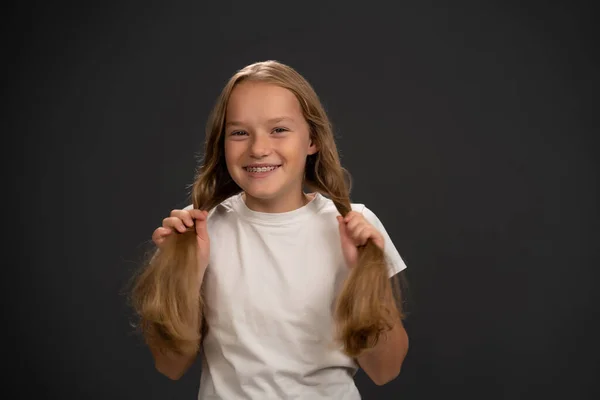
top-left (131, 60), bottom-right (409, 399)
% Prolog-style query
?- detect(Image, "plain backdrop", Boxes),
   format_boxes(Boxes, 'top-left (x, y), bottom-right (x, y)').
top-left (6, 1), bottom-right (598, 399)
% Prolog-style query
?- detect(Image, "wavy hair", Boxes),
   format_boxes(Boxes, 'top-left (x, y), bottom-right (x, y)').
top-left (130, 60), bottom-right (405, 358)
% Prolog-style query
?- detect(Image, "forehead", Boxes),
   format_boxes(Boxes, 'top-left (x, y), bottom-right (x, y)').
top-left (226, 81), bottom-right (303, 121)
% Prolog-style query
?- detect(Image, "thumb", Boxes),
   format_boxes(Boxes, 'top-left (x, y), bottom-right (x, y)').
top-left (337, 215), bottom-right (352, 247)
top-left (195, 210), bottom-right (209, 243)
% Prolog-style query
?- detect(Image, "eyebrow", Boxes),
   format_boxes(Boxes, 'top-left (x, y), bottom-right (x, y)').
top-left (225, 117), bottom-right (295, 128)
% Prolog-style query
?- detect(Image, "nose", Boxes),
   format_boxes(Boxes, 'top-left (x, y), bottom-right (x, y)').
top-left (249, 133), bottom-right (272, 158)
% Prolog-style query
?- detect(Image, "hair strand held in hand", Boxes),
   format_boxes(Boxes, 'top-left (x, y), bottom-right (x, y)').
top-left (129, 60), bottom-right (405, 357)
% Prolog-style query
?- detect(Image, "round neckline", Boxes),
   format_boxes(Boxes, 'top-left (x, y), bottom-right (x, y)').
top-left (232, 192), bottom-right (325, 225)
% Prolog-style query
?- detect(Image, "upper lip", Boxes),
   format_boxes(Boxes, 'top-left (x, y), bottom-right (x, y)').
top-left (243, 163), bottom-right (281, 168)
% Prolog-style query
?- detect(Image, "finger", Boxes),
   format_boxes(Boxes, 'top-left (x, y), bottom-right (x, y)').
top-left (371, 233), bottom-right (385, 250)
top-left (361, 227), bottom-right (379, 246)
top-left (195, 211), bottom-right (210, 242)
top-left (359, 228), bottom-right (377, 246)
top-left (362, 228), bottom-right (385, 250)
top-left (337, 216), bottom-right (353, 247)
top-left (170, 209), bottom-right (194, 227)
top-left (351, 224), bottom-right (369, 245)
top-left (162, 216), bottom-right (187, 233)
top-left (346, 217), bottom-right (365, 234)
top-left (189, 209), bottom-right (208, 222)
top-left (343, 211), bottom-right (361, 223)
top-left (152, 227), bottom-right (172, 245)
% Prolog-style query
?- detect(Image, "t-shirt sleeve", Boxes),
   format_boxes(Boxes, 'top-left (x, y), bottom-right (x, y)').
top-left (360, 206), bottom-right (408, 278)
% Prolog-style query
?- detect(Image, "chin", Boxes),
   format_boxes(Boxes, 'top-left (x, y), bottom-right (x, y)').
top-left (241, 186), bottom-right (281, 200)
top-left (231, 173), bottom-right (282, 199)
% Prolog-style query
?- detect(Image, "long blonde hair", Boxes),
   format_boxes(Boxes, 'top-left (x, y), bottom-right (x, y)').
top-left (131, 60), bottom-right (404, 358)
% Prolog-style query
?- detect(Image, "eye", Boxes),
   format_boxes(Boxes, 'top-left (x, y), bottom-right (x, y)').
top-left (272, 127), bottom-right (288, 134)
top-left (230, 130), bottom-right (248, 136)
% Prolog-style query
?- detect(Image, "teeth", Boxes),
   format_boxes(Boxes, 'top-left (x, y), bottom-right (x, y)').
top-left (246, 166), bottom-right (278, 173)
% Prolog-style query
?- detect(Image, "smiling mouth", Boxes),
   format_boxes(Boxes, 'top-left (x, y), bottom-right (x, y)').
top-left (243, 165), bottom-right (281, 173)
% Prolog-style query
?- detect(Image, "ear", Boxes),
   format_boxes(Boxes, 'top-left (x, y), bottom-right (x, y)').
top-left (307, 139), bottom-right (318, 156)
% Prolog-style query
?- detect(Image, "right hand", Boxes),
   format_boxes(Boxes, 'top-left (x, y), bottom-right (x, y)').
top-left (152, 208), bottom-right (210, 269)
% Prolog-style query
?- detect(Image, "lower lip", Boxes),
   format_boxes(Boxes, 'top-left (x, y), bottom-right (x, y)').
top-left (244, 166), bottom-right (281, 178)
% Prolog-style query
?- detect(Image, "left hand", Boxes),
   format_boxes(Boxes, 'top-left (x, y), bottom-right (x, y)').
top-left (337, 211), bottom-right (385, 269)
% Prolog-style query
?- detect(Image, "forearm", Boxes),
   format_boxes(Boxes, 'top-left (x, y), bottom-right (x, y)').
top-left (356, 300), bottom-right (409, 385)
top-left (148, 323), bottom-right (201, 380)
top-left (147, 274), bottom-right (206, 380)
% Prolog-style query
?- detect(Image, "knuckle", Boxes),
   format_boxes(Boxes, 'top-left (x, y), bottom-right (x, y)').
top-left (181, 212), bottom-right (192, 223)
top-left (163, 217), bottom-right (180, 227)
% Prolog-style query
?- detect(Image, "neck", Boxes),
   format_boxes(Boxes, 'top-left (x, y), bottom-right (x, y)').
top-left (243, 191), bottom-right (310, 213)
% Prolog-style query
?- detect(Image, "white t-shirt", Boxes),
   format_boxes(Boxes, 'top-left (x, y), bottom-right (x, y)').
top-left (188, 192), bottom-right (407, 399)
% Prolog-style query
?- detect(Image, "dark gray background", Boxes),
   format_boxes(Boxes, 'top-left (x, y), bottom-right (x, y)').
top-left (7, 1), bottom-right (598, 399)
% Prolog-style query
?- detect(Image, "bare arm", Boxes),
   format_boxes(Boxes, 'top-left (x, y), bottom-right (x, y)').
top-left (148, 325), bottom-right (201, 380)
top-left (145, 208), bottom-right (211, 380)
top-left (356, 316), bottom-right (408, 385)
top-left (356, 280), bottom-right (409, 386)
top-left (337, 213), bottom-right (409, 385)
top-left (146, 279), bottom-right (205, 380)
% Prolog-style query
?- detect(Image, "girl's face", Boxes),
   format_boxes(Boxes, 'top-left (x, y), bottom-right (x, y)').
top-left (224, 81), bottom-right (317, 212)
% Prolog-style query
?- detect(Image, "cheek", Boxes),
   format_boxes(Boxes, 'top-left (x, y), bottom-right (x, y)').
top-left (224, 142), bottom-right (242, 166)
top-left (223, 147), bottom-right (239, 178)
top-left (282, 138), bottom-right (310, 165)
